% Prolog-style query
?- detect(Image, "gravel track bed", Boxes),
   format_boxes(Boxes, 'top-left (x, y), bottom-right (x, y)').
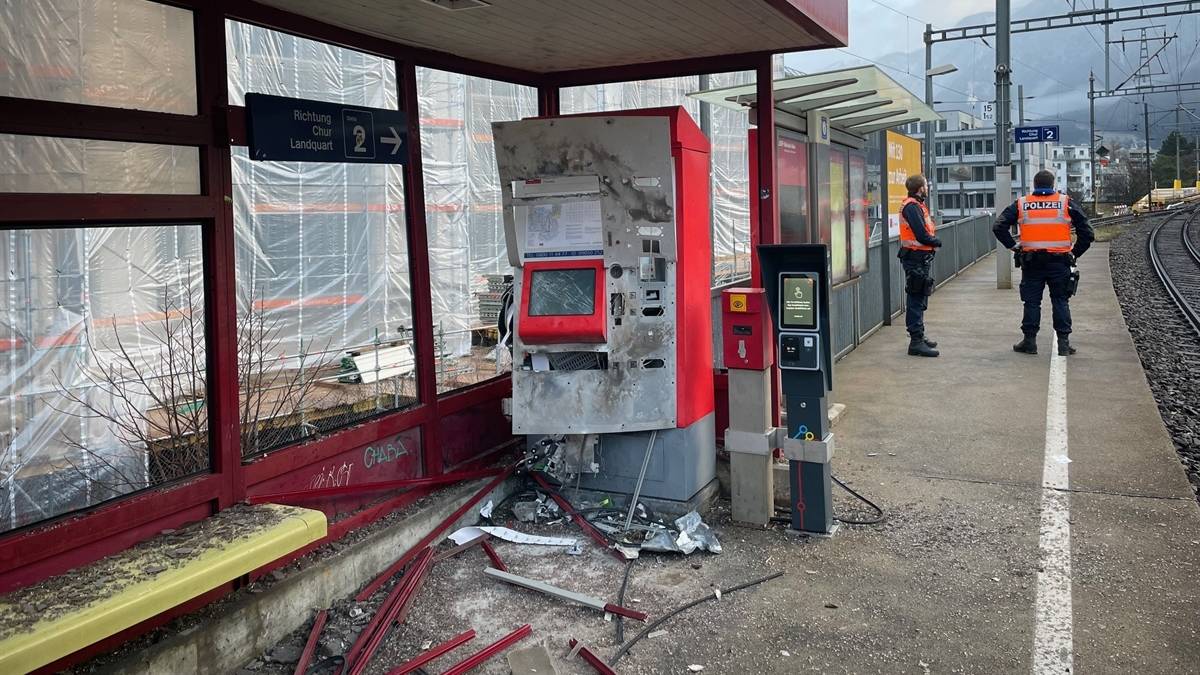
top-left (1110, 218), bottom-right (1200, 499)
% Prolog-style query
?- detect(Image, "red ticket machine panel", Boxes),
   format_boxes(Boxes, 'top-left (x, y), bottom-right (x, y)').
top-left (722, 288), bottom-right (773, 370)
top-left (518, 259), bottom-right (606, 345)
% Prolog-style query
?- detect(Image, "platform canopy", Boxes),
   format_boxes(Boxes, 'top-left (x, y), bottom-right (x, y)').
top-left (688, 65), bottom-right (942, 136)
top-left (251, 0), bottom-right (848, 75)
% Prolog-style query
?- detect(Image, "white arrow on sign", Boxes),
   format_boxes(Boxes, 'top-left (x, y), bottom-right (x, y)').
top-left (381, 126), bottom-right (402, 155)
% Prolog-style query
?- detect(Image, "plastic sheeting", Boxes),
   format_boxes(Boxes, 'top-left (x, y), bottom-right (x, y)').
top-left (0, 0), bottom-right (196, 113)
top-left (0, 10), bottom-right (763, 533)
top-left (415, 67), bottom-right (536, 392)
top-left (561, 71), bottom-right (756, 286)
top-left (227, 22), bottom-right (413, 377)
top-left (0, 226), bottom-right (205, 532)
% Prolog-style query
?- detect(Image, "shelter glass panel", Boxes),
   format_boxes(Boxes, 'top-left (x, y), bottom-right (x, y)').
top-left (0, 0), bottom-right (197, 114)
top-left (0, 134), bottom-right (200, 194)
top-left (0, 224), bottom-right (208, 534)
top-left (562, 73), bottom-right (754, 286)
top-left (417, 67), bottom-right (536, 394)
top-left (849, 151), bottom-right (869, 276)
top-left (226, 22), bottom-right (416, 459)
top-left (830, 147), bottom-right (849, 283)
top-left (778, 133), bottom-right (810, 244)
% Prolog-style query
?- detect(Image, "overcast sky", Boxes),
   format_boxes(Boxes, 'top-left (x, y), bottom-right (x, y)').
top-left (782, 0), bottom-right (1200, 144)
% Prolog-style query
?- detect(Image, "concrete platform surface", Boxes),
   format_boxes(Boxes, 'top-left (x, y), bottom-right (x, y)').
top-left (237, 246), bottom-right (1200, 675)
top-left (804, 245), bottom-right (1200, 673)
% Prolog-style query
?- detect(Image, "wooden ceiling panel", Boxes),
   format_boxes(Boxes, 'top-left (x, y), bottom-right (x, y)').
top-left (251, 0), bottom-right (847, 73)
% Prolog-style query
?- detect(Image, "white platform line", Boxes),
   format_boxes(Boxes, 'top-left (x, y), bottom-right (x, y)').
top-left (1032, 349), bottom-right (1073, 674)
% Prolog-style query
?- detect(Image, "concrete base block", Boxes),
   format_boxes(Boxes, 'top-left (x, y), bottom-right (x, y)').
top-left (730, 451), bottom-right (773, 526)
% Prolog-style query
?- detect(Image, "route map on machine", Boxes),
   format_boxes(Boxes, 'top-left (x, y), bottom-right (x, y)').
top-left (525, 200), bottom-right (603, 258)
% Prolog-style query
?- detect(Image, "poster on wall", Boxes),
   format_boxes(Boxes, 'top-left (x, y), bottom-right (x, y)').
top-left (885, 130), bottom-right (923, 238)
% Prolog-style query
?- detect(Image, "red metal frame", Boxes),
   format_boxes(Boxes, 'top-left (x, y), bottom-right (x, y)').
top-left (293, 609), bottom-right (327, 675)
top-left (247, 467), bottom-right (502, 504)
top-left (567, 638), bottom-right (618, 675)
top-left (355, 466), bottom-right (514, 601)
top-left (442, 624), bottom-right (533, 675)
top-left (530, 472), bottom-right (630, 563)
top-left (517, 259), bottom-right (607, 345)
top-left (345, 547), bottom-right (435, 674)
top-left (385, 629), bottom-right (476, 675)
top-left (0, 0), bottom-right (840, 666)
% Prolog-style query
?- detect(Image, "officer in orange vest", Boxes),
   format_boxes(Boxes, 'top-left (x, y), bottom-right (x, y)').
top-left (994, 170), bottom-right (1094, 356)
top-left (898, 174), bottom-right (943, 357)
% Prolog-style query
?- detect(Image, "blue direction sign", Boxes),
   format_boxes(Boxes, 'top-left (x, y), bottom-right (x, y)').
top-left (1014, 125), bottom-right (1060, 143)
top-left (245, 93), bottom-right (407, 164)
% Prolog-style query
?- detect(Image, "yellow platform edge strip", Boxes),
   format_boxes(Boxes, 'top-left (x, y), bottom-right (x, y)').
top-left (0, 504), bottom-right (327, 674)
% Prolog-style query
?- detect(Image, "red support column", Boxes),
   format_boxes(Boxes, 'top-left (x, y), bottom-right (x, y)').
top-left (538, 85), bottom-right (560, 117)
top-left (400, 60), bottom-right (443, 477)
top-left (753, 56), bottom-right (782, 429)
top-left (197, 1), bottom-right (244, 507)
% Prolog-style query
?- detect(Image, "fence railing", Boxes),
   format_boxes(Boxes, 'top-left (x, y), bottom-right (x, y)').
top-left (830, 213), bottom-right (996, 358)
top-left (709, 213), bottom-right (997, 368)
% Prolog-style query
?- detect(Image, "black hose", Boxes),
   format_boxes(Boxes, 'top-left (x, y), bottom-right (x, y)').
top-left (615, 558), bottom-right (636, 643)
top-left (831, 475), bottom-right (885, 525)
top-left (769, 474), bottom-right (886, 526)
top-left (608, 571), bottom-right (785, 667)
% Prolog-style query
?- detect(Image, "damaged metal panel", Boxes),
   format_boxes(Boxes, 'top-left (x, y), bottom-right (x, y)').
top-left (493, 116), bottom-right (680, 434)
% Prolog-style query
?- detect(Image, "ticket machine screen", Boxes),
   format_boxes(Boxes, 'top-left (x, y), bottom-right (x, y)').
top-left (780, 273), bottom-right (818, 330)
top-left (529, 268), bottom-right (596, 316)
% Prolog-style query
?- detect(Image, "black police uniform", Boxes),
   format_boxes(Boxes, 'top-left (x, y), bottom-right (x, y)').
top-left (899, 197), bottom-right (943, 339)
top-left (993, 189), bottom-right (1094, 339)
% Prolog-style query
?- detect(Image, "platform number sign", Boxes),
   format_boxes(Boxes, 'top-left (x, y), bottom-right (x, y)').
top-left (1015, 125), bottom-right (1060, 144)
top-left (245, 92), bottom-right (407, 164)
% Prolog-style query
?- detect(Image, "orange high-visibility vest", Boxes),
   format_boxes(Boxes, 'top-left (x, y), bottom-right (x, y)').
top-left (1016, 193), bottom-right (1073, 253)
top-left (899, 196), bottom-right (936, 251)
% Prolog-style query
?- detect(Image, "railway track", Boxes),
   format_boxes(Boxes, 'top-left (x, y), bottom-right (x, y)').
top-left (1148, 206), bottom-right (1200, 338)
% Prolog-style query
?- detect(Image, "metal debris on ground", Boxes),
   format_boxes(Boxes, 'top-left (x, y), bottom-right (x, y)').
top-left (447, 526), bottom-right (576, 547)
top-left (442, 624), bottom-right (532, 675)
top-left (483, 568), bottom-right (648, 622)
top-left (640, 511), bottom-right (722, 555)
top-left (567, 638), bottom-right (617, 675)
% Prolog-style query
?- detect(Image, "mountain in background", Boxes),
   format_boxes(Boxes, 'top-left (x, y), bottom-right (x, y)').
top-left (788, 3), bottom-right (1200, 149)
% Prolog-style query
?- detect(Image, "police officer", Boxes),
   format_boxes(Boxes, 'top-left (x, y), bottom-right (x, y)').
top-left (993, 170), bottom-right (1094, 356)
top-left (898, 174), bottom-right (942, 357)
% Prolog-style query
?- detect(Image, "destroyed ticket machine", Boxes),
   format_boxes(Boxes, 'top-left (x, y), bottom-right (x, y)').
top-left (493, 107), bottom-right (717, 508)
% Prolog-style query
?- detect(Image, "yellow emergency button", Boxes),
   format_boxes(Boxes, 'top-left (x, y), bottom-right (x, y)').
top-left (729, 293), bottom-right (747, 312)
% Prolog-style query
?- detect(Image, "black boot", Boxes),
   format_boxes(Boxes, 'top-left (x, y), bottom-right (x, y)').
top-left (1057, 334), bottom-right (1076, 356)
top-left (1013, 335), bottom-right (1038, 354)
top-left (908, 334), bottom-right (939, 357)
top-left (923, 336), bottom-right (938, 348)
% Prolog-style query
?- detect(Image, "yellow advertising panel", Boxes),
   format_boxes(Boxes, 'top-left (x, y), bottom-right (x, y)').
top-left (885, 130), bottom-right (923, 238)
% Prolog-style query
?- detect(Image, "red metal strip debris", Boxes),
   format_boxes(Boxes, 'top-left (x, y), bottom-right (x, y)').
top-left (433, 533), bottom-right (491, 563)
top-left (293, 609), bottom-right (328, 675)
top-left (567, 638), bottom-right (618, 675)
top-left (603, 602), bottom-right (648, 622)
top-left (344, 548), bottom-right (436, 675)
top-left (531, 472), bottom-right (630, 562)
top-left (248, 467), bottom-right (503, 504)
top-left (384, 629), bottom-right (476, 675)
top-left (441, 624), bottom-right (533, 675)
top-left (479, 540), bottom-right (509, 572)
top-left (355, 466), bottom-right (514, 602)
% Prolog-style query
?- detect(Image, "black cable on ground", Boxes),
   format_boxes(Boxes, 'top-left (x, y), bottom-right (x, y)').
top-left (831, 474), bottom-right (885, 525)
top-left (608, 571), bottom-right (785, 667)
top-left (615, 558), bottom-right (636, 643)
